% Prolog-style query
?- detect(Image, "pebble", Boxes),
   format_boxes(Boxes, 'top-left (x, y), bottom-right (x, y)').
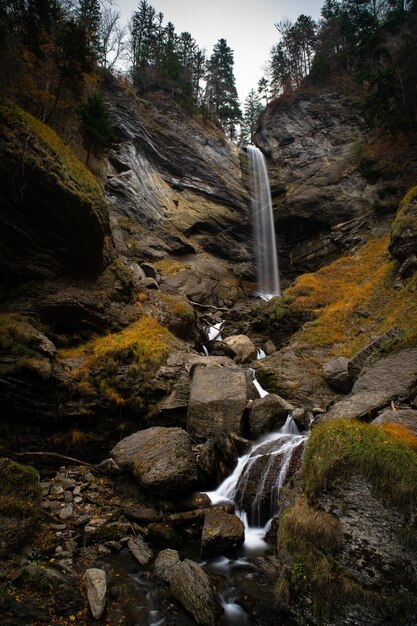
top-left (64, 491), bottom-right (73, 503)
top-left (73, 486), bottom-right (81, 496)
top-left (50, 484), bottom-right (64, 496)
top-left (39, 482), bottom-right (51, 496)
top-left (59, 505), bottom-right (74, 520)
top-left (74, 496), bottom-right (83, 504)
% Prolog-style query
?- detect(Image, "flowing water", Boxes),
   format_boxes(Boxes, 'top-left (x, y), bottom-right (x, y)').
top-left (247, 145), bottom-right (280, 300)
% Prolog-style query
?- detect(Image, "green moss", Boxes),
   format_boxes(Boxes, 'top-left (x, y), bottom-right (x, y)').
top-left (0, 313), bottom-right (52, 378)
top-left (88, 523), bottom-right (126, 543)
top-left (303, 419), bottom-right (417, 512)
top-left (391, 185), bottom-right (417, 239)
top-left (0, 99), bottom-right (109, 229)
top-left (0, 458), bottom-right (41, 557)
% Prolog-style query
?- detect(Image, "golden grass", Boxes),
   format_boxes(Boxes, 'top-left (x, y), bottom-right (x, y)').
top-left (285, 234), bottom-right (417, 356)
top-left (153, 258), bottom-right (189, 276)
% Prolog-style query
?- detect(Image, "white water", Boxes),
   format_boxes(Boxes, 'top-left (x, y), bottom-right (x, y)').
top-left (248, 367), bottom-right (269, 399)
top-left (247, 145), bottom-right (280, 300)
top-left (207, 321), bottom-right (223, 341)
top-left (206, 416), bottom-right (306, 553)
top-left (256, 348), bottom-right (266, 359)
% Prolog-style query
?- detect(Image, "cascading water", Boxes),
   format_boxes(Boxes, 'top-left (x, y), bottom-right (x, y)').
top-left (207, 415), bottom-right (307, 551)
top-left (247, 145), bottom-right (281, 300)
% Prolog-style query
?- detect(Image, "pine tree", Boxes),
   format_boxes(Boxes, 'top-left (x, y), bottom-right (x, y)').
top-left (240, 89), bottom-right (264, 145)
top-left (205, 38), bottom-right (241, 138)
top-left (77, 0), bottom-right (101, 59)
top-left (78, 92), bottom-right (115, 165)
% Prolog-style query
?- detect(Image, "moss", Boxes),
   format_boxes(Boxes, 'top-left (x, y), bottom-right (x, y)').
top-left (391, 185), bottom-right (417, 239)
top-left (88, 523), bottom-right (126, 543)
top-left (0, 313), bottom-right (52, 378)
top-left (303, 419), bottom-right (417, 512)
top-left (0, 100), bottom-right (109, 229)
top-left (285, 234), bottom-right (417, 356)
top-left (0, 458), bottom-right (41, 557)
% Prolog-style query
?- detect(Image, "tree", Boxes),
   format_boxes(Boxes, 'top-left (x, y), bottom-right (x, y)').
top-left (98, 6), bottom-right (127, 70)
top-left (205, 38), bottom-right (241, 138)
top-left (77, 0), bottom-right (101, 59)
top-left (78, 92), bottom-right (115, 165)
top-left (240, 89), bottom-right (264, 145)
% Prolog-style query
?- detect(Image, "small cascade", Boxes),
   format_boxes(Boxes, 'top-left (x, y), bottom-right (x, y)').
top-left (248, 367), bottom-right (269, 399)
top-left (207, 416), bottom-right (307, 546)
top-left (256, 348), bottom-right (266, 359)
top-left (207, 320), bottom-right (223, 341)
top-left (247, 145), bottom-right (280, 300)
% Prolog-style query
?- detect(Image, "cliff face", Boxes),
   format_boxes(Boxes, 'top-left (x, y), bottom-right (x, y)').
top-left (256, 88), bottom-right (414, 277)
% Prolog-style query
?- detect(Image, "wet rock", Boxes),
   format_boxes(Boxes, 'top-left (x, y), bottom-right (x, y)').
top-left (323, 356), bottom-right (353, 393)
top-left (248, 394), bottom-right (294, 438)
top-left (84, 568), bottom-right (107, 620)
top-left (176, 492), bottom-right (211, 511)
top-left (170, 559), bottom-right (220, 626)
top-left (128, 536), bottom-right (153, 566)
top-left (223, 334), bottom-right (257, 364)
top-left (372, 408), bottom-right (417, 435)
top-left (201, 509), bottom-right (245, 556)
top-left (187, 366), bottom-right (247, 438)
top-left (153, 548), bottom-right (180, 583)
top-left (111, 427), bottom-right (198, 497)
top-left (291, 408), bottom-right (312, 431)
top-left (207, 340), bottom-right (237, 359)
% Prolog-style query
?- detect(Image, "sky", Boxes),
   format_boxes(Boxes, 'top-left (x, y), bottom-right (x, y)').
top-left (116, 0), bottom-right (324, 104)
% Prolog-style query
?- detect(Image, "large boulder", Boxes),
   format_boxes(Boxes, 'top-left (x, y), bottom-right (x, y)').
top-left (84, 568), bottom-right (107, 620)
top-left (111, 427), bottom-right (198, 497)
top-left (248, 393), bottom-right (294, 438)
top-left (223, 334), bottom-right (257, 364)
top-left (187, 366), bottom-right (247, 438)
top-left (170, 559), bottom-right (220, 626)
top-left (322, 347), bottom-right (417, 421)
top-left (323, 356), bottom-right (353, 393)
top-left (372, 408), bottom-right (417, 435)
top-left (201, 509), bottom-right (245, 556)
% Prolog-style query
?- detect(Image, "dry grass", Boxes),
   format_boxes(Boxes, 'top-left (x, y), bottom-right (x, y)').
top-left (284, 234), bottom-right (417, 356)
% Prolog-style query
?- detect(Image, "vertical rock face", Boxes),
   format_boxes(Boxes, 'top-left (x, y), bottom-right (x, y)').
top-left (255, 89), bottom-right (399, 276)
top-left (187, 365), bottom-right (247, 438)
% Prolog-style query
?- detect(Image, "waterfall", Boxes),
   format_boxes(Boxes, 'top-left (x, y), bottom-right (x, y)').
top-left (207, 416), bottom-right (307, 551)
top-left (247, 145), bottom-right (280, 300)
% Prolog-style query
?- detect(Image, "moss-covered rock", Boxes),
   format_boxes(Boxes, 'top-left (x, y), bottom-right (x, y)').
top-left (0, 100), bottom-right (110, 282)
top-left (0, 458), bottom-right (41, 557)
top-left (390, 185), bottom-right (417, 261)
top-left (277, 420), bottom-right (417, 625)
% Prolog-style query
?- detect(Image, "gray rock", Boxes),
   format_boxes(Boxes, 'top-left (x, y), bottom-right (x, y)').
top-left (111, 427), bottom-right (198, 497)
top-left (372, 408), bottom-right (417, 435)
top-left (153, 549), bottom-right (180, 583)
top-left (141, 262), bottom-right (160, 281)
top-left (223, 334), bottom-right (257, 364)
top-left (128, 537), bottom-right (153, 566)
top-left (322, 347), bottom-right (417, 421)
top-left (84, 568), bottom-right (107, 620)
top-left (399, 254), bottom-right (417, 278)
top-left (347, 328), bottom-right (403, 381)
top-left (248, 393), bottom-right (294, 438)
top-left (201, 509), bottom-right (245, 556)
top-left (170, 559), bottom-right (219, 625)
top-left (323, 356), bottom-right (353, 393)
top-left (58, 505), bottom-right (73, 520)
top-left (187, 366), bottom-right (247, 438)
top-left (263, 340), bottom-right (276, 355)
top-left (97, 458), bottom-right (121, 476)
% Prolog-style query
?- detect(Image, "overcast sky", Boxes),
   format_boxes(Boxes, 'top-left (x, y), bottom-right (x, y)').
top-left (116, 0), bottom-right (324, 103)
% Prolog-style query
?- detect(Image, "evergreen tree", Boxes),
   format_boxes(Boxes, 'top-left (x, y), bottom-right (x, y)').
top-left (240, 89), bottom-right (263, 145)
top-left (78, 92), bottom-right (115, 165)
top-left (205, 38), bottom-right (241, 138)
top-left (77, 0), bottom-right (101, 59)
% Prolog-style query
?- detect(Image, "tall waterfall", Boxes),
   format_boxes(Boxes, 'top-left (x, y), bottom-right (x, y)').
top-left (247, 145), bottom-right (281, 299)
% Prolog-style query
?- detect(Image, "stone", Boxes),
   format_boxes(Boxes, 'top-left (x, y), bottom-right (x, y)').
top-left (176, 492), bottom-right (211, 511)
top-left (123, 504), bottom-right (160, 524)
top-left (141, 262), bottom-right (160, 281)
top-left (201, 509), bottom-right (245, 557)
top-left (322, 347), bottom-right (417, 422)
top-left (248, 393), bottom-right (294, 438)
top-left (389, 189), bottom-right (417, 261)
top-left (372, 408), bottom-right (417, 435)
top-left (128, 537), bottom-right (153, 566)
top-left (399, 254), bottom-right (417, 278)
top-left (97, 458), bottom-right (121, 476)
top-left (111, 427), bottom-right (198, 497)
top-left (263, 340), bottom-right (276, 355)
top-left (223, 334), bottom-right (257, 364)
top-left (170, 559), bottom-right (220, 626)
top-left (347, 328), bottom-right (403, 381)
top-left (84, 568), bottom-right (107, 620)
top-left (187, 366), bottom-right (247, 438)
top-left (153, 548), bottom-right (180, 583)
top-left (58, 505), bottom-right (73, 520)
top-left (323, 356), bottom-right (353, 393)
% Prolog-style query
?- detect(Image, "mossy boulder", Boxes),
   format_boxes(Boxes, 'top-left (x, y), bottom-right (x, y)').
top-left (277, 419), bottom-right (417, 625)
top-left (0, 458), bottom-right (41, 557)
top-left (390, 186), bottom-right (417, 261)
top-left (0, 100), bottom-right (110, 282)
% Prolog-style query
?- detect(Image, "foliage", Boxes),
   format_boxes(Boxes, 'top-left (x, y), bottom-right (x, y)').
top-left (303, 419), bottom-right (417, 512)
top-left (391, 185), bottom-right (417, 239)
top-left (240, 89), bottom-right (264, 145)
top-left (205, 38), bottom-right (242, 138)
top-left (78, 92), bottom-right (115, 164)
